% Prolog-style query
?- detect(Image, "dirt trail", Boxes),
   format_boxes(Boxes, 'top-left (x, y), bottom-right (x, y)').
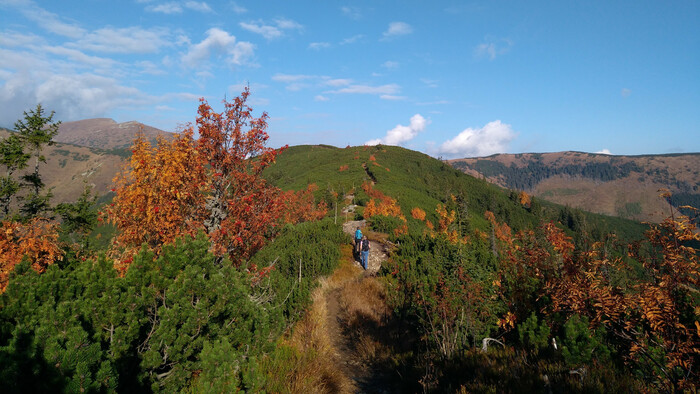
top-left (315, 197), bottom-right (398, 392)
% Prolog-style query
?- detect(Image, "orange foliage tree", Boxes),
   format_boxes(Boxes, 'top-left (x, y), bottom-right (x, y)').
top-left (0, 218), bottom-right (62, 291)
top-left (435, 203), bottom-right (459, 243)
top-left (518, 191), bottom-right (531, 208)
top-left (107, 88), bottom-right (288, 268)
top-left (279, 184), bottom-right (328, 224)
top-left (107, 130), bottom-right (207, 263)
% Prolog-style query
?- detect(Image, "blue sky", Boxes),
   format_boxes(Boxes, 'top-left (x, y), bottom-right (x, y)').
top-left (0, 0), bottom-right (698, 157)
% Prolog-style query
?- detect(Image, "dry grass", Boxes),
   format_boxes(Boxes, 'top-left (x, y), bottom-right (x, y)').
top-left (276, 289), bottom-right (353, 393)
top-left (328, 245), bottom-right (361, 286)
top-left (338, 275), bottom-right (393, 364)
top-left (261, 245), bottom-right (360, 393)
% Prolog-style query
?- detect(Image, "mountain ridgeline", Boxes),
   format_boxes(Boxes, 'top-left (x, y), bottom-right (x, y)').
top-left (449, 151), bottom-right (700, 222)
top-left (54, 118), bottom-right (174, 150)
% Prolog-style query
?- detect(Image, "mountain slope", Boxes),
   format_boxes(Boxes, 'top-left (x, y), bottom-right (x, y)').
top-left (0, 128), bottom-right (123, 204)
top-left (448, 151), bottom-right (700, 222)
top-left (55, 118), bottom-right (174, 150)
top-left (266, 145), bottom-right (648, 241)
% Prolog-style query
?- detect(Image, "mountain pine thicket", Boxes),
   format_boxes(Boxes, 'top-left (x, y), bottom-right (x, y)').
top-left (0, 97), bottom-right (697, 392)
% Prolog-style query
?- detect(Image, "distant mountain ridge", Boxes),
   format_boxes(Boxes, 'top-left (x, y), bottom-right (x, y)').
top-left (448, 151), bottom-right (700, 222)
top-left (0, 128), bottom-right (124, 204)
top-left (55, 118), bottom-right (174, 150)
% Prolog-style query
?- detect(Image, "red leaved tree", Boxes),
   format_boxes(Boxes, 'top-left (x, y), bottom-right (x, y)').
top-left (107, 88), bottom-right (288, 268)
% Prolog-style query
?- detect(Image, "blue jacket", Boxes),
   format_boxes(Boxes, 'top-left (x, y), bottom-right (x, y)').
top-left (355, 229), bottom-right (362, 240)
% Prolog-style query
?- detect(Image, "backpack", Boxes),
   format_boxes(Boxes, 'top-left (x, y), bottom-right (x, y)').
top-left (361, 239), bottom-right (370, 251)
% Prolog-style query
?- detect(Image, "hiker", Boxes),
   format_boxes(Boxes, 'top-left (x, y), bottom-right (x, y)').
top-left (354, 226), bottom-right (363, 258)
top-left (360, 236), bottom-right (370, 270)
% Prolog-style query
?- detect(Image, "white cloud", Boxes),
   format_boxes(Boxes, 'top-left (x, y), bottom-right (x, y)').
top-left (416, 99), bottom-right (450, 105)
top-left (0, 70), bottom-right (152, 124)
top-left (420, 78), bottom-right (438, 88)
top-left (474, 38), bottom-right (513, 60)
top-left (382, 22), bottom-right (413, 40)
top-left (314, 95), bottom-right (329, 102)
top-left (181, 28), bottom-right (254, 68)
top-left (341, 34), bottom-right (363, 44)
top-left (12, 1), bottom-right (86, 38)
top-left (0, 31), bottom-right (43, 47)
top-left (43, 46), bottom-right (117, 69)
top-left (230, 2), bottom-right (247, 13)
top-left (136, 60), bottom-right (167, 75)
top-left (248, 97), bottom-right (270, 106)
top-left (621, 88), bottom-right (631, 98)
top-left (379, 94), bottom-right (406, 101)
top-left (275, 18), bottom-right (303, 30)
top-left (271, 73), bottom-right (314, 83)
top-left (148, 2), bottom-right (182, 14)
top-left (341, 6), bottom-right (361, 19)
top-left (595, 149), bottom-right (612, 155)
top-left (382, 60), bottom-right (399, 69)
top-left (367, 114), bottom-right (428, 146)
top-left (438, 120), bottom-right (516, 158)
top-left (308, 42), bottom-right (331, 50)
top-left (184, 1), bottom-right (212, 12)
top-left (329, 83), bottom-right (400, 95)
top-left (71, 27), bottom-right (173, 54)
top-left (271, 74), bottom-right (315, 91)
top-left (271, 75), bottom-right (397, 98)
top-left (322, 78), bottom-right (352, 87)
top-left (240, 18), bottom-right (303, 40)
top-left (228, 82), bottom-right (268, 94)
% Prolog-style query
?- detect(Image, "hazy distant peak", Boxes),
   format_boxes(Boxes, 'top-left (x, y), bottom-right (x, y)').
top-left (55, 118), bottom-right (172, 150)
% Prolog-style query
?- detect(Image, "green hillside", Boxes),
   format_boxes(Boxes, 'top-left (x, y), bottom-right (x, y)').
top-left (265, 144), bottom-right (648, 241)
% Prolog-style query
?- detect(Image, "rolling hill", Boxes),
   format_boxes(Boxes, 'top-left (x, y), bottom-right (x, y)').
top-left (448, 152), bottom-right (700, 222)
